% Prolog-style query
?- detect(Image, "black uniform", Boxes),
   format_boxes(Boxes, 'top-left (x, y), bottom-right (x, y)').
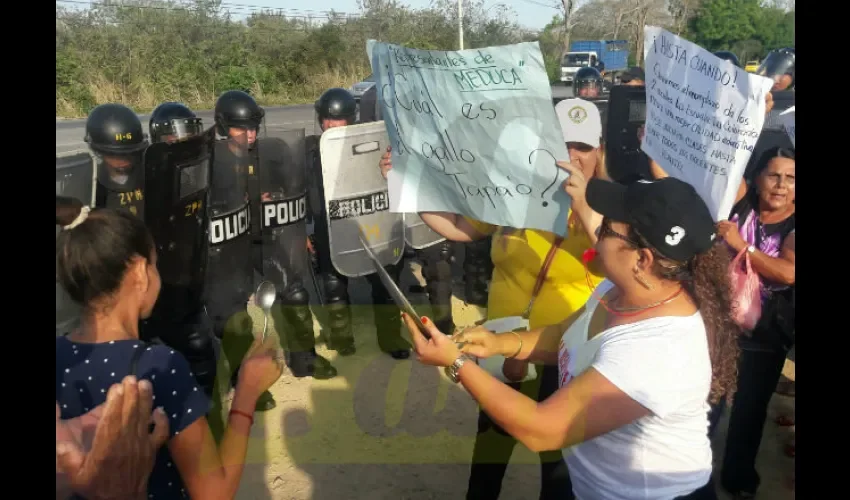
top-left (308, 88), bottom-right (411, 360)
top-left (358, 85), bottom-right (457, 334)
top-left (463, 238), bottom-right (494, 308)
top-left (206, 90), bottom-right (277, 411)
top-left (84, 102), bottom-right (218, 396)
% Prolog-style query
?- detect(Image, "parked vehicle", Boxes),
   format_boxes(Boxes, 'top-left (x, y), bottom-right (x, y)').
top-left (560, 40), bottom-right (629, 85)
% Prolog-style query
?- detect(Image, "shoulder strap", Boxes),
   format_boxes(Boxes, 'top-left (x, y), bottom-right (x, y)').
top-left (522, 236), bottom-right (565, 319)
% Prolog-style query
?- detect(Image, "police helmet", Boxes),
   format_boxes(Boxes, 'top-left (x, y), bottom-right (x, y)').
top-left (756, 48), bottom-right (795, 89)
top-left (315, 88), bottom-right (357, 125)
top-left (149, 102), bottom-right (203, 144)
top-left (214, 90), bottom-right (265, 136)
top-left (573, 67), bottom-right (604, 99)
top-left (713, 51), bottom-right (740, 67)
top-left (84, 103), bottom-right (148, 156)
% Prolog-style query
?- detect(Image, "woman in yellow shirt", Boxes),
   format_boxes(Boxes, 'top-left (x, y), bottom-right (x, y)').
top-left (379, 98), bottom-right (606, 500)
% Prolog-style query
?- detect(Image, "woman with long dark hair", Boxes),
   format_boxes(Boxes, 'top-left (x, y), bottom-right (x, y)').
top-left (714, 146), bottom-right (796, 499)
top-left (404, 177), bottom-right (740, 499)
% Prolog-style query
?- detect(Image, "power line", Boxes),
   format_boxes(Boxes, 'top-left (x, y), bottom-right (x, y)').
top-left (56, 1), bottom-right (539, 36)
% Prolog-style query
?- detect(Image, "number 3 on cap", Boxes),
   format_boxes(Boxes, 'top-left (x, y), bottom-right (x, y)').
top-left (665, 226), bottom-right (685, 246)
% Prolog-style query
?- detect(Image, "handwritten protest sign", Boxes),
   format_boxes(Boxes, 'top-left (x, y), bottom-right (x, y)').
top-left (642, 26), bottom-right (774, 220)
top-left (779, 106), bottom-right (795, 146)
top-left (367, 40), bottom-right (571, 236)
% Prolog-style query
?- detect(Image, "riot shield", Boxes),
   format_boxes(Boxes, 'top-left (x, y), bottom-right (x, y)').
top-left (56, 150), bottom-right (96, 207)
top-left (206, 138), bottom-right (254, 306)
top-left (403, 213), bottom-right (445, 250)
top-left (319, 121), bottom-right (404, 278)
top-left (745, 90), bottom-right (795, 181)
top-left (56, 150), bottom-right (96, 336)
top-left (255, 129), bottom-right (312, 290)
top-left (359, 85), bottom-right (382, 124)
top-left (605, 85), bottom-right (651, 183)
top-left (143, 127), bottom-right (214, 322)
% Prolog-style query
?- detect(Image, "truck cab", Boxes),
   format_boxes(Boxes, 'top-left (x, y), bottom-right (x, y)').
top-left (560, 51), bottom-right (599, 84)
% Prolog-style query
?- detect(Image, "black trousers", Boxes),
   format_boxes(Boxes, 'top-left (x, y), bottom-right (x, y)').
top-left (466, 364), bottom-right (573, 500)
top-left (718, 344), bottom-right (789, 495)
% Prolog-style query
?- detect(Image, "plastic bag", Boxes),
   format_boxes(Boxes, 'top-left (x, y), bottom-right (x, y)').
top-left (729, 247), bottom-right (762, 330)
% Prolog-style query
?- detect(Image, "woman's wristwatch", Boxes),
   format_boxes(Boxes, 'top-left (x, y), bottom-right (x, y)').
top-left (445, 354), bottom-right (474, 383)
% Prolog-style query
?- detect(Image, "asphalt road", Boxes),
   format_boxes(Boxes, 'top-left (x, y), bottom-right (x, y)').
top-left (55, 85), bottom-right (575, 154)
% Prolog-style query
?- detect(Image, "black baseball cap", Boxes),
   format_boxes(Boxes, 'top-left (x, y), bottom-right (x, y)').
top-left (586, 177), bottom-right (717, 262)
top-left (621, 67), bottom-right (645, 83)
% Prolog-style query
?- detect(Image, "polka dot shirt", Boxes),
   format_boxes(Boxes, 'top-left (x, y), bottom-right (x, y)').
top-left (56, 337), bottom-right (211, 499)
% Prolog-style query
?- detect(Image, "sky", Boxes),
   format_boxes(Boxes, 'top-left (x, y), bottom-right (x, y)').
top-left (223, 0), bottom-right (563, 31)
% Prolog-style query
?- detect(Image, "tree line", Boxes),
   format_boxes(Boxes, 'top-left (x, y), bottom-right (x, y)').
top-left (55, 0), bottom-right (794, 118)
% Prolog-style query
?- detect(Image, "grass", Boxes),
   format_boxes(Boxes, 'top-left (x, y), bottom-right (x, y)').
top-left (56, 65), bottom-right (369, 118)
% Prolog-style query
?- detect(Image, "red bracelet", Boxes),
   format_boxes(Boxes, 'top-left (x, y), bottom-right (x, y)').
top-left (229, 409), bottom-right (254, 425)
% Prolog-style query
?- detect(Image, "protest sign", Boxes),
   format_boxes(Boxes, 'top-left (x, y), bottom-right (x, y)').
top-left (367, 40), bottom-right (572, 236)
top-left (779, 106), bottom-right (795, 146)
top-left (642, 26), bottom-right (775, 220)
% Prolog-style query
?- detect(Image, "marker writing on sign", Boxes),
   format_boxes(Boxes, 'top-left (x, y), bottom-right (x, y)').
top-left (528, 148), bottom-right (559, 207)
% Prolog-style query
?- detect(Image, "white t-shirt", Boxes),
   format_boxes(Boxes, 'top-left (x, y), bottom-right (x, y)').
top-left (558, 280), bottom-right (713, 500)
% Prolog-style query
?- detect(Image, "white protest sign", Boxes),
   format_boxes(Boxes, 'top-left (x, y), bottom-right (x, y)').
top-left (642, 26), bottom-right (775, 220)
top-left (779, 106), bottom-right (795, 146)
top-left (367, 40), bottom-right (572, 236)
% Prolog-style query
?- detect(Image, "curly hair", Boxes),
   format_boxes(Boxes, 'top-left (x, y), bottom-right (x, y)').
top-left (626, 226), bottom-right (742, 404)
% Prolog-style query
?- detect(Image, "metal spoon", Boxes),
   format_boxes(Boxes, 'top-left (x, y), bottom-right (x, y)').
top-left (254, 281), bottom-right (277, 342)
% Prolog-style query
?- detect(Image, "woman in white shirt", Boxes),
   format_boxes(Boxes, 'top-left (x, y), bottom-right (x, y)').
top-left (404, 176), bottom-right (741, 500)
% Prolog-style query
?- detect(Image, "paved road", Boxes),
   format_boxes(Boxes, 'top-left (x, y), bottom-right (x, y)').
top-left (55, 86), bottom-right (575, 154)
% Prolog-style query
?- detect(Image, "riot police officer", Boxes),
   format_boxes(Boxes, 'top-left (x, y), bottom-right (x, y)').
top-left (83, 102), bottom-right (218, 397)
top-left (86, 103), bottom-right (148, 217)
top-left (357, 85), bottom-right (458, 336)
top-left (572, 67), bottom-right (604, 99)
top-left (308, 87), bottom-right (411, 360)
top-left (757, 47), bottom-right (795, 91)
top-left (713, 50), bottom-right (741, 67)
top-left (149, 102), bottom-right (204, 144)
top-left (206, 90), bottom-right (280, 409)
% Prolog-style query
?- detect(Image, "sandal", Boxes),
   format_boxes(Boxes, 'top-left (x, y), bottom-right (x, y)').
top-left (775, 414), bottom-right (795, 426)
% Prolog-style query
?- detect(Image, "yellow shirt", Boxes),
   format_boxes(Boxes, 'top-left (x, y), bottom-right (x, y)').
top-left (466, 214), bottom-right (604, 329)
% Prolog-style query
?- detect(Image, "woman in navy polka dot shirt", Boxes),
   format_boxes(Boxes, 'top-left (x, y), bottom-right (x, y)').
top-left (55, 200), bottom-right (283, 499)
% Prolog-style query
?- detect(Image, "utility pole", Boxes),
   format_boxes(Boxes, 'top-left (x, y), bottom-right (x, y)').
top-left (458, 0), bottom-right (464, 50)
